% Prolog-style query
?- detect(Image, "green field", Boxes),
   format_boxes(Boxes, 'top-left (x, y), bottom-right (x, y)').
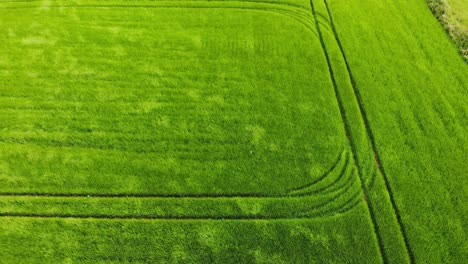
top-left (0, 0), bottom-right (466, 263)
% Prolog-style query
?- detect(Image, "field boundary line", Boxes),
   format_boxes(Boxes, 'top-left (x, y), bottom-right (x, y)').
top-left (0, 150), bottom-right (349, 198)
top-left (0, 190), bottom-right (362, 221)
top-left (0, 166), bottom-right (354, 201)
top-left (0, 1), bottom-right (319, 38)
top-left (0, 164), bottom-right (361, 220)
top-left (0, 206), bottom-right (359, 221)
top-left (308, 0), bottom-right (385, 262)
top-left (322, 0), bottom-right (414, 262)
top-left (0, 0), bottom-right (310, 11)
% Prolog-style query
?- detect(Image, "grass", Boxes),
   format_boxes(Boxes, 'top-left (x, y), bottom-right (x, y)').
top-left (427, 0), bottom-right (467, 60)
top-left (326, 0), bottom-right (467, 262)
top-left (0, 0), bottom-right (466, 263)
top-left (0, 3), bottom-right (345, 195)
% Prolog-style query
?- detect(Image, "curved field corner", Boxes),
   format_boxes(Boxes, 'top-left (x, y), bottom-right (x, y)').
top-left (0, 0), bottom-right (466, 263)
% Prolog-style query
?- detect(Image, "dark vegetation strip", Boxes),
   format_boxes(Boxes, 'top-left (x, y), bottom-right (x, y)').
top-left (322, 0), bottom-right (414, 262)
top-left (308, 0), bottom-right (386, 262)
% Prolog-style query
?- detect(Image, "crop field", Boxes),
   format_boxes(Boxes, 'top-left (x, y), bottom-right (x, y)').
top-left (0, 0), bottom-right (466, 263)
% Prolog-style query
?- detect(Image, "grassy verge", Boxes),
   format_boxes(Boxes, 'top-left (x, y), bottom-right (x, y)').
top-left (427, 0), bottom-right (467, 61)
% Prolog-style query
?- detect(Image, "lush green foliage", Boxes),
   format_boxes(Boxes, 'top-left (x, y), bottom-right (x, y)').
top-left (0, 0), bottom-right (465, 263)
top-left (427, 0), bottom-right (467, 60)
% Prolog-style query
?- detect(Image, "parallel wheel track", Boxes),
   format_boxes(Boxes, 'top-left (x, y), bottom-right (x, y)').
top-left (308, 0), bottom-right (387, 262)
top-left (321, 0), bottom-right (414, 262)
